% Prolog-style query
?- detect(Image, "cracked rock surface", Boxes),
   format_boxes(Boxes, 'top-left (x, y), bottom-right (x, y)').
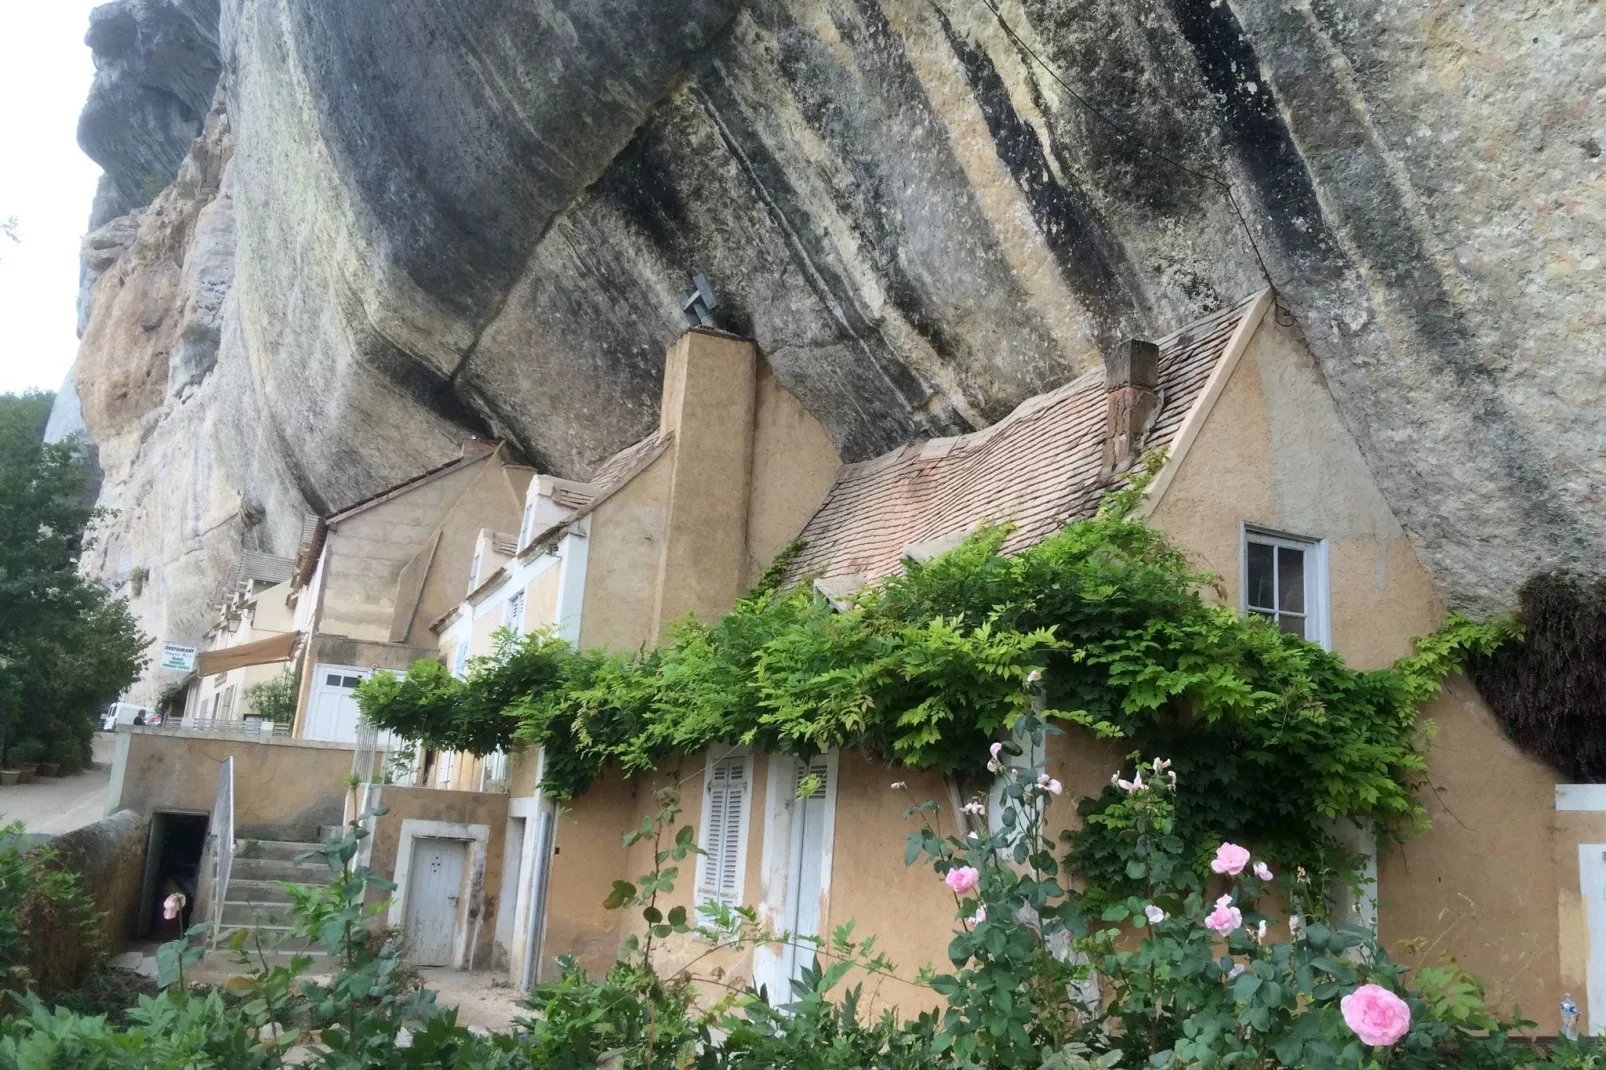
top-left (62, 0), bottom-right (1606, 686)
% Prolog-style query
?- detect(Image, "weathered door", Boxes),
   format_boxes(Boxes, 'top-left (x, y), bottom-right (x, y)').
top-left (305, 664), bottom-right (368, 742)
top-left (406, 838), bottom-right (467, 966)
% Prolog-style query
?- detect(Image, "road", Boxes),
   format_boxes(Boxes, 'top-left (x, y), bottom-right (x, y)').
top-left (0, 732), bottom-right (114, 835)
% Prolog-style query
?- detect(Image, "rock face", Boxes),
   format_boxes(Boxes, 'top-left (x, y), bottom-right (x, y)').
top-left (64, 0), bottom-right (1606, 687)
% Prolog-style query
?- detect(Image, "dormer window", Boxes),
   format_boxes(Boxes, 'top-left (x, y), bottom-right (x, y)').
top-left (1242, 526), bottom-right (1329, 648)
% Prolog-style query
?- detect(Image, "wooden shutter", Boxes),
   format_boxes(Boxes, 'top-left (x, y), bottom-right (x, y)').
top-left (699, 756), bottom-right (749, 906)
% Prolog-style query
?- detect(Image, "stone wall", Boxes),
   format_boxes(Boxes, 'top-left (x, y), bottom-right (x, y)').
top-left (24, 809), bottom-right (148, 992)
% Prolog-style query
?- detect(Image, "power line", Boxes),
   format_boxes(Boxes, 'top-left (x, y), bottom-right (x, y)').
top-left (965, 0), bottom-right (1279, 290)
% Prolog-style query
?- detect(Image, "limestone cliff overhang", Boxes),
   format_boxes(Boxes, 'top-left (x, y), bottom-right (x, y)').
top-left (784, 291), bottom-right (1273, 592)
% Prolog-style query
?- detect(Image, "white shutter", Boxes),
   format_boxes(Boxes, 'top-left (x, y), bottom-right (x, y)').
top-left (699, 756), bottom-right (750, 907)
top-left (795, 755), bottom-right (829, 800)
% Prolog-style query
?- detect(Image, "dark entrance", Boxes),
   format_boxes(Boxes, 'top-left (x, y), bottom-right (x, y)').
top-left (137, 811), bottom-right (210, 938)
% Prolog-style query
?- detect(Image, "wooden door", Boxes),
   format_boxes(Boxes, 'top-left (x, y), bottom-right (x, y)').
top-left (406, 838), bottom-right (467, 966)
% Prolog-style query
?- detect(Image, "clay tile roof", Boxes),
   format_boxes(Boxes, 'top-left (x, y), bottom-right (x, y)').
top-left (785, 293), bottom-right (1263, 590)
top-left (588, 430), bottom-right (665, 488)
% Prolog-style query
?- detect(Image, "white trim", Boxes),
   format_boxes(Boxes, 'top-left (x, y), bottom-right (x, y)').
top-left (552, 518), bottom-right (589, 646)
top-left (696, 746), bottom-right (755, 911)
top-left (388, 819), bottom-right (490, 969)
top-left (1240, 524), bottom-right (1331, 650)
top-left (1557, 786), bottom-right (1606, 812)
top-left (754, 750), bottom-right (840, 1001)
top-left (1139, 289), bottom-right (1273, 515)
top-left (1582, 844), bottom-right (1606, 1034)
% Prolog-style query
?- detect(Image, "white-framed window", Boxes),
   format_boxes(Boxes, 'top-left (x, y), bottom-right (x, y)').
top-left (452, 642), bottom-right (470, 679)
top-left (439, 750), bottom-right (456, 788)
top-left (467, 551), bottom-right (482, 595)
top-left (518, 502), bottom-right (535, 549)
top-left (697, 750), bottom-right (754, 910)
top-left (1241, 525), bottom-right (1329, 648)
top-left (505, 591), bottom-right (526, 633)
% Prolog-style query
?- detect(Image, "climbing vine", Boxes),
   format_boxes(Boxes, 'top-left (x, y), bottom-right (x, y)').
top-left (358, 505), bottom-right (1503, 896)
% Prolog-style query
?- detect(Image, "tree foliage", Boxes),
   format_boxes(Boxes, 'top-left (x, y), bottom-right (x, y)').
top-left (359, 506), bottom-right (1498, 895)
top-left (0, 392), bottom-right (147, 769)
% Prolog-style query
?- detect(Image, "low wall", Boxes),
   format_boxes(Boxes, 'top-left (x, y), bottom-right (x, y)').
top-left (367, 786), bottom-right (509, 968)
top-left (24, 808), bottom-right (147, 992)
top-left (109, 729), bottom-right (355, 841)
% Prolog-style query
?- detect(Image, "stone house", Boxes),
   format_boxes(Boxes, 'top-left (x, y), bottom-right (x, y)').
top-left (283, 440), bottom-right (535, 746)
top-left (483, 293), bottom-right (1581, 1033)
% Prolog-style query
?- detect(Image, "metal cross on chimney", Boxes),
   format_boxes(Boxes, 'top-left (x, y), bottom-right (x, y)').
top-left (679, 274), bottom-right (719, 328)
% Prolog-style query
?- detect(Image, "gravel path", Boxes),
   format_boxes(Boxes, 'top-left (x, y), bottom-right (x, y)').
top-left (0, 732), bottom-right (114, 835)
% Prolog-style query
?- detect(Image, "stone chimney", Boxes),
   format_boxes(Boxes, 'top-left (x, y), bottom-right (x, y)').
top-left (1102, 339), bottom-right (1159, 473)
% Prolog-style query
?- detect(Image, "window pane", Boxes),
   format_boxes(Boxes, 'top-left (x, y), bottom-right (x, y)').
top-left (1278, 612), bottom-right (1307, 638)
top-left (1246, 541), bottom-right (1275, 610)
top-left (1277, 547), bottom-right (1306, 614)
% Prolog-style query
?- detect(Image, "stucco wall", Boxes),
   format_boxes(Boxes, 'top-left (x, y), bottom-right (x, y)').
top-left (110, 729), bottom-right (355, 840)
top-left (579, 451), bottom-right (671, 654)
top-left (744, 364), bottom-right (843, 588)
top-left (367, 785), bottom-right (509, 967)
top-left (1146, 315), bottom-right (1561, 1027)
top-left (408, 462), bottom-right (531, 647)
top-left (319, 462), bottom-right (488, 643)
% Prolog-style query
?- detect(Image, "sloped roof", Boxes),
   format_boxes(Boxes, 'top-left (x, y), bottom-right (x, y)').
top-left (785, 293), bottom-right (1267, 589)
top-left (589, 430), bottom-right (666, 488)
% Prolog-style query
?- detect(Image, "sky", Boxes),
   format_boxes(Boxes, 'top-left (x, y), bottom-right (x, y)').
top-left (0, 1), bottom-right (106, 397)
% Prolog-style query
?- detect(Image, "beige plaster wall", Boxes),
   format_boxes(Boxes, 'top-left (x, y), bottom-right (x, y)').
top-left (319, 462), bottom-right (488, 642)
top-left (112, 729), bottom-right (355, 840)
top-left (578, 451), bottom-right (671, 654)
top-left (1147, 315), bottom-right (1562, 1027)
top-left (526, 565), bottom-right (561, 630)
top-left (407, 462), bottom-right (531, 647)
top-left (367, 786), bottom-right (510, 967)
top-left (743, 364), bottom-right (842, 588)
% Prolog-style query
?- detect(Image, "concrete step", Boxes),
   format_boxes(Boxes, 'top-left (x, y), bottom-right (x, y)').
top-left (228, 857), bottom-right (331, 884)
top-left (214, 926), bottom-right (333, 957)
top-left (221, 900), bottom-right (298, 928)
top-left (232, 839), bottom-right (325, 863)
top-left (224, 878), bottom-right (302, 905)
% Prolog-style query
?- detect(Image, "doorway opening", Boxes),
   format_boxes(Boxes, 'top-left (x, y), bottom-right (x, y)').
top-left (137, 810), bottom-right (210, 938)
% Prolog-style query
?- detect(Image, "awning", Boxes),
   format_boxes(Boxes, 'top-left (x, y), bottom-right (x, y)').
top-left (196, 631), bottom-right (301, 677)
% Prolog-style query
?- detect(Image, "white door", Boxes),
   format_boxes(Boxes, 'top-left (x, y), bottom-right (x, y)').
top-left (756, 753), bottom-right (837, 1003)
top-left (1582, 845), bottom-right (1606, 1034)
top-left (406, 838), bottom-right (467, 966)
top-left (305, 664), bottom-right (369, 742)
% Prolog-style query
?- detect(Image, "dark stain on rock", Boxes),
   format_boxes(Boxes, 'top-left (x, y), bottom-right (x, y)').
top-left (937, 11), bottom-right (1139, 347)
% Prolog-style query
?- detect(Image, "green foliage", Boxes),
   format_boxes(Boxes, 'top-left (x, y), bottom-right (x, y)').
top-left (243, 671), bottom-right (298, 726)
top-left (0, 821), bottom-right (103, 998)
top-left (361, 502), bottom-right (1502, 899)
top-left (0, 392), bottom-right (148, 770)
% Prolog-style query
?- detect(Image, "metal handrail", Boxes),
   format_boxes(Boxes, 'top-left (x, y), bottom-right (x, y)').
top-left (209, 756), bottom-right (235, 945)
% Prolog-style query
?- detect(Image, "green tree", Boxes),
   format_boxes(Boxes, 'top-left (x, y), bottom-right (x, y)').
top-left (0, 392), bottom-right (147, 769)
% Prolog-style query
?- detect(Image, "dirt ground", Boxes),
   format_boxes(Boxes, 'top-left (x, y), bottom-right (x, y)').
top-left (0, 732), bottom-right (114, 834)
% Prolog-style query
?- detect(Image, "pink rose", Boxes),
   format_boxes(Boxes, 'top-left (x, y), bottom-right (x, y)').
top-left (1144, 904), bottom-right (1167, 925)
top-left (968, 906), bottom-right (986, 928)
top-left (989, 742), bottom-right (1003, 760)
top-left (1211, 843), bottom-right (1252, 876)
top-left (162, 892), bottom-right (186, 921)
top-left (1341, 983), bottom-right (1412, 1047)
top-left (1204, 895), bottom-right (1243, 935)
top-left (945, 866), bottom-right (981, 896)
top-left (1254, 861), bottom-right (1273, 881)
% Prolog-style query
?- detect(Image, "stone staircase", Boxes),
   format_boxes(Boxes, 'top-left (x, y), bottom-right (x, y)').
top-left (215, 838), bottom-right (334, 954)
